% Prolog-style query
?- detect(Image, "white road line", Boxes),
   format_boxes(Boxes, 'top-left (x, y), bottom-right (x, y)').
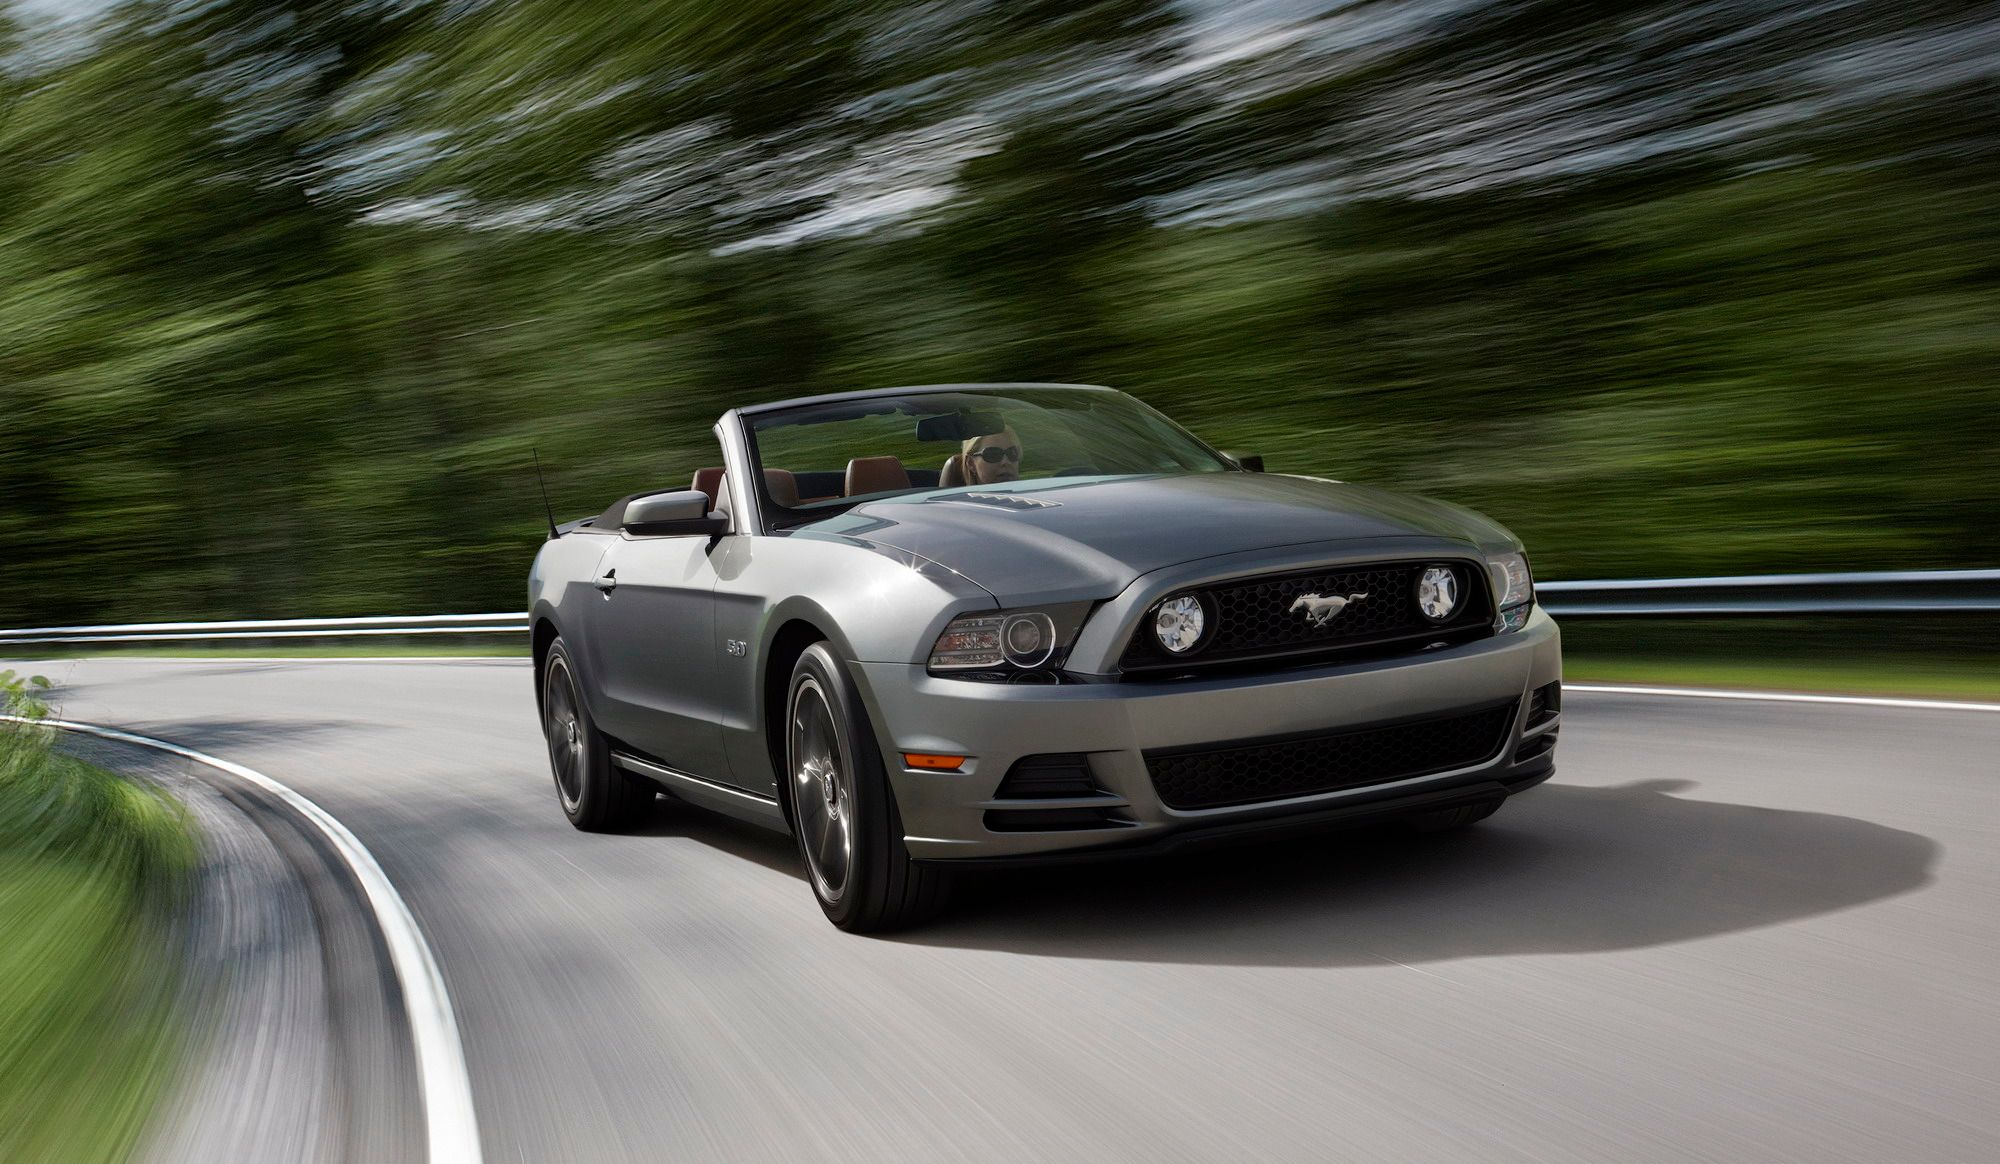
top-left (1567, 683), bottom-right (2000, 714)
top-left (2, 715), bottom-right (483, 1164)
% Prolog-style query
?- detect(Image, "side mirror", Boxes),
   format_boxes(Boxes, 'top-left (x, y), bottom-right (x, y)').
top-left (622, 490), bottom-right (727, 537)
top-left (1226, 452), bottom-right (1265, 473)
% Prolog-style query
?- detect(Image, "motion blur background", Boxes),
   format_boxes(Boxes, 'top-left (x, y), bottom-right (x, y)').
top-left (1, 0), bottom-right (1995, 628)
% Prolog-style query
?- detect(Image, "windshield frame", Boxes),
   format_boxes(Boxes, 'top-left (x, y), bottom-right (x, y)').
top-left (740, 384), bottom-right (1236, 530)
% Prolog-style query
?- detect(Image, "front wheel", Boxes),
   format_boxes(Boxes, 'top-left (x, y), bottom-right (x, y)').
top-left (785, 643), bottom-right (950, 932)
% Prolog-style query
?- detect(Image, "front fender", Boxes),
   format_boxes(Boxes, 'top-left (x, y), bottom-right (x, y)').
top-left (719, 533), bottom-right (995, 667)
top-left (526, 532), bottom-right (616, 718)
top-left (711, 534), bottom-right (996, 794)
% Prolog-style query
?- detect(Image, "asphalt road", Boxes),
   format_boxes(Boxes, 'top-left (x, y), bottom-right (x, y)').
top-left (19, 657), bottom-right (2000, 1162)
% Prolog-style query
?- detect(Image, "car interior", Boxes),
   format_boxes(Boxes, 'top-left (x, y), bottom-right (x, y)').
top-left (688, 457), bottom-right (953, 517)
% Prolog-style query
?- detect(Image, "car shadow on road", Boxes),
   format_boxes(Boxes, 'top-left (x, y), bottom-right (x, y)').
top-left (625, 804), bottom-right (804, 878)
top-left (906, 780), bottom-right (1940, 967)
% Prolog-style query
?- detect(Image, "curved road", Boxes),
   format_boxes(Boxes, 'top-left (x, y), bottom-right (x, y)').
top-left (22, 658), bottom-right (2000, 1161)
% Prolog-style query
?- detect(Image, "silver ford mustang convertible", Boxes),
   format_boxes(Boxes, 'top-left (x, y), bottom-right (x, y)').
top-left (529, 383), bottom-right (1561, 931)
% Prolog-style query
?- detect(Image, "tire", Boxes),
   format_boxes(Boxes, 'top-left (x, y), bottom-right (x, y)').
top-left (1408, 798), bottom-right (1503, 834)
top-left (784, 642), bottom-right (951, 932)
top-left (541, 638), bottom-right (656, 832)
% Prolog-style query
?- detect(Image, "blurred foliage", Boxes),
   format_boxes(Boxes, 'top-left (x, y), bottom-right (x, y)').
top-left (1, 0), bottom-right (1996, 623)
top-left (1, 713), bottom-right (195, 1164)
top-left (1, 668), bottom-right (50, 716)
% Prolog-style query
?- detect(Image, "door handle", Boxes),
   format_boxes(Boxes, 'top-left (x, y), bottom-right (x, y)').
top-left (594, 568), bottom-right (617, 593)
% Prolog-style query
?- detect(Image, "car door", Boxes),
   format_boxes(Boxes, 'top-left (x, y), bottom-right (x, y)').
top-left (580, 525), bottom-right (732, 780)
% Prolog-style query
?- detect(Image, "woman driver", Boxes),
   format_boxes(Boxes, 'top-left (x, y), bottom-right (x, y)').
top-left (962, 426), bottom-right (1023, 485)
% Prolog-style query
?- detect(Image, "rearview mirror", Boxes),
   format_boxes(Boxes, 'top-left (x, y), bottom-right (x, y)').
top-left (916, 411), bottom-right (1006, 443)
top-left (1225, 451), bottom-right (1265, 472)
top-left (622, 490), bottom-right (726, 537)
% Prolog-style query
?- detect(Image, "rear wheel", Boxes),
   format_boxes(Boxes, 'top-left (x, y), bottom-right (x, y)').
top-left (542, 638), bottom-right (655, 831)
top-left (785, 643), bottom-right (950, 932)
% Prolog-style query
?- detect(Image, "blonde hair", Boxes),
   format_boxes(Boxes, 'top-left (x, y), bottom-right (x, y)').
top-left (960, 426), bottom-right (1019, 458)
top-left (961, 426), bottom-right (1021, 482)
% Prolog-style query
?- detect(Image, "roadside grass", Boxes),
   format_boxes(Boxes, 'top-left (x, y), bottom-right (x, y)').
top-left (1, 682), bottom-right (197, 1164)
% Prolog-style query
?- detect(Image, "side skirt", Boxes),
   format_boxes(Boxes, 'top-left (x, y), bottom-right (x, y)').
top-left (610, 750), bottom-right (789, 831)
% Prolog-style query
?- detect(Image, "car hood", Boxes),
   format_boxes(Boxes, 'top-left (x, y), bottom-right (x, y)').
top-left (795, 473), bottom-right (1517, 601)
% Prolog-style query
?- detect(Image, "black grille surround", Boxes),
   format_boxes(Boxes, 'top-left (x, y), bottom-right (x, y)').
top-left (1120, 559), bottom-right (1494, 675)
top-left (1145, 701), bottom-right (1519, 810)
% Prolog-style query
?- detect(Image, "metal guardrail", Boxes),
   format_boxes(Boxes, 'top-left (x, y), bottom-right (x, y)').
top-left (0, 613), bottom-right (528, 646)
top-left (1536, 568), bottom-right (2000, 616)
top-left (0, 569), bottom-right (1994, 646)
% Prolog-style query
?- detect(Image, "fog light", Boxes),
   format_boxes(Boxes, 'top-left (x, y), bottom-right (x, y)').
top-left (1153, 594), bottom-right (1207, 653)
top-left (1416, 565), bottom-right (1460, 622)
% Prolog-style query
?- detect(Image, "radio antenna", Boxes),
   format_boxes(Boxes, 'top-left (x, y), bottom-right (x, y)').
top-left (532, 448), bottom-right (560, 540)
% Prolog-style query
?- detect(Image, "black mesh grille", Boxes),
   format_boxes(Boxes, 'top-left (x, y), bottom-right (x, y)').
top-left (1122, 560), bottom-right (1492, 672)
top-left (1146, 702), bottom-right (1518, 810)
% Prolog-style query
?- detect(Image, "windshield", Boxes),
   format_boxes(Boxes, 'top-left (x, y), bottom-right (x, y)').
top-left (746, 386), bottom-right (1232, 525)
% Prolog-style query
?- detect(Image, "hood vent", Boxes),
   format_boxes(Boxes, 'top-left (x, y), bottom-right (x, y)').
top-left (932, 492), bottom-right (1062, 511)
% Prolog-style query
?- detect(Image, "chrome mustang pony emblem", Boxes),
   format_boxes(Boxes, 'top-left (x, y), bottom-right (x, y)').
top-left (1289, 591), bottom-right (1368, 627)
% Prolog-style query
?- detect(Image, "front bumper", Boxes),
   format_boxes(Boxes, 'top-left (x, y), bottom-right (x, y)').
top-left (853, 606), bottom-right (1562, 861)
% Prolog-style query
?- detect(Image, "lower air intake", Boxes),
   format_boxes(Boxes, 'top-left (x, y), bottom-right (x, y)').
top-left (1145, 702), bottom-right (1518, 810)
top-left (993, 753), bottom-right (1098, 799)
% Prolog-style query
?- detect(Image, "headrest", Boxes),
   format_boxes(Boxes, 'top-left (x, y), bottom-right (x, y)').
top-left (845, 455), bottom-right (910, 498)
top-left (690, 467), bottom-right (725, 510)
top-left (938, 453), bottom-right (967, 489)
top-left (762, 468), bottom-right (799, 507)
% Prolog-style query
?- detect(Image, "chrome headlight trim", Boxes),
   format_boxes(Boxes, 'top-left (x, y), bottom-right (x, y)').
top-left (1000, 612), bottom-right (1057, 669)
top-left (928, 603), bottom-right (1092, 676)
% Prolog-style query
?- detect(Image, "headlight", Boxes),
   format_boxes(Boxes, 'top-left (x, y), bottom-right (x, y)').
top-left (1000, 612), bottom-right (1056, 667)
top-left (928, 604), bottom-right (1089, 675)
top-left (929, 614), bottom-right (1008, 670)
top-left (1487, 552), bottom-right (1534, 631)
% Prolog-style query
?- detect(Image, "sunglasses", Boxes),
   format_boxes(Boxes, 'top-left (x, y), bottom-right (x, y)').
top-left (973, 445), bottom-right (1021, 465)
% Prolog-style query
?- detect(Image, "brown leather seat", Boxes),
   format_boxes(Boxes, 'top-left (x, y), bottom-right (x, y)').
top-left (938, 453), bottom-right (968, 489)
top-left (845, 455), bottom-right (910, 498)
top-left (698, 466), bottom-right (797, 515)
top-left (691, 467), bottom-right (726, 510)
top-left (761, 468), bottom-right (799, 507)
